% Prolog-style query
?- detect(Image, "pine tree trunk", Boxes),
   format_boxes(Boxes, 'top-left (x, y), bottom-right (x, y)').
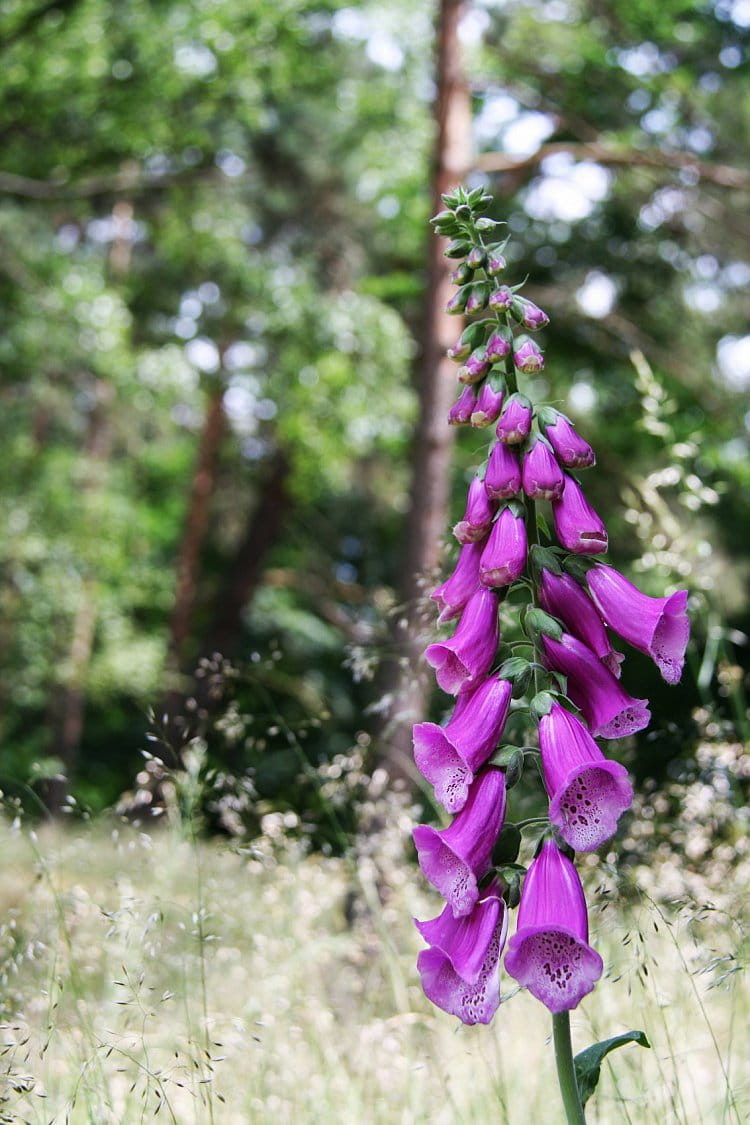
top-left (378, 0), bottom-right (472, 781)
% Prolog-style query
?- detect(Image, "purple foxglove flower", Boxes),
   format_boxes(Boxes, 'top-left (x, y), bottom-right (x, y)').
top-left (416, 881), bottom-right (508, 1024)
top-left (488, 285), bottom-right (514, 311)
top-left (541, 632), bottom-right (650, 739)
top-left (586, 564), bottom-right (690, 685)
top-left (448, 385), bottom-right (477, 426)
top-left (486, 252), bottom-right (507, 278)
top-left (425, 586), bottom-right (500, 695)
top-left (512, 296), bottom-right (550, 331)
top-left (485, 442), bottom-right (521, 500)
top-left (413, 768), bottom-right (507, 916)
top-left (551, 474), bottom-right (608, 554)
top-left (485, 329), bottom-right (512, 363)
top-left (479, 506), bottom-right (527, 588)
top-left (413, 675), bottom-right (512, 812)
top-left (453, 476), bottom-right (497, 544)
top-left (513, 337), bottom-right (544, 374)
top-left (542, 410), bottom-right (595, 469)
top-left (431, 540), bottom-right (483, 624)
top-left (521, 437), bottom-right (565, 501)
top-left (539, 702), bottom-right (634, 851)
top-left (458, 348), bottom-right (490, 385)
top-left (496, 393), bottom-right (533, 445)
top-left (470, 381), bottom-right (505, 428)
top-left (538, 569), bottom-right (623, 678)
top-left (504, 840), bottom-right (603, 1012)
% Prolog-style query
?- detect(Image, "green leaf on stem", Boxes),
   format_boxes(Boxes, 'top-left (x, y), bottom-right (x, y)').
top-left (574, 1031), bottom-right (651, 1107)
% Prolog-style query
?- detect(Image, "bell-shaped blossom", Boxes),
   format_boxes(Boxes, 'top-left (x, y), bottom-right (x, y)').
top-left (586, 564), bottom-right (689, 686)
top-left (425, 586), bottom-right (500, 695)
top-left (513, 337), bottom-right (545, 374)
top-left (539, 702), bottom-right (633, 851)
top-left (539, 569), bottom-right (623, 678)
top-left (551, 474), bottom-right (608, 554)
top-left (488, 285), bottom-right (513, 311)
top-left (413, 768), bottom-right (507, 917)
top-left (413, 676), bottom-right (512, 812)
top-left (479, 507), bottom-right (527, 588)
top-left (504, 840), bottom-right (603, 1012)
top-left (448, 385), bottom-right (476, 426)
top-left (416, 881), bottom-right (508, 1024)
top-left (541, 632), bottom-right (650, 739)
top-left (496, 393), bottom-right (533, 445)
top-left (522, 438), bottom-right (564, 501)
top-left (485, 329), bottom-right (511, 363)
top-left (542, 410), bottom-right (595, 468)
top-left (485, 442), bottom-right (521, 500)
top-left (470, 381), bottom-right (505, 428)
top-left (431, 540), bottom-right (483, 624)
top-left (458, 348), bottom-right (490, 385)
top-left (512, 296), bottom-right (549, 331)
top-left (453, 476), bottom-right (497, 544)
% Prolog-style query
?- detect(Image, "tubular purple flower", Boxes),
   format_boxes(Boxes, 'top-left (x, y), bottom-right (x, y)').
top-left (471, 381), bottom-right (505, 428)
top-left (539, 702), bottom-right (634, 851)
top-left (425, 586), bottom-right (500, 695)
top-left (458, 348), bottom-right (490, 384)
top-left (416, 881), bottom-right (508, 1024)
top-left (538, 569), bottom-right (623, 678)
top-left (479, 506), bottom-right (527, 588)
top-left (488, 285), bottom-right (514, 311)
top-left (413, 675), bottom-right (512, 812)
top-left (413, 767), bottom-right (507, 917)
top-left (504, 840), bottom-right (603, 1013)
top-left (485, 329), bottom-right (512, 363)
top-left (431, 540), bottom-right (483, 624)
top-left (496, 393), bottom-right (533, 445)
top-left (513, 337), bottom-right (545, 374)
top-left (586, 564), bottom-right (690, 686)
top-left (453, 476), bottom-right (497, 544)
top-left (512, 296), bottom-right (550, 331)
top-left (522, 438), bottom-right (564, 501)
top-left (448, 385), bottom-right (477, 426)
top-left (551, 474), bottom-right (608, 554)
top-left (541, 632), bottom-right (651, 739)
top-left (542, 410), bottom-right (595, 469)
top-left (485, 442), bottom-right (521, 500)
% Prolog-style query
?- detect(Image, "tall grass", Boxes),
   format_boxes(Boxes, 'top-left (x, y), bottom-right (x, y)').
top-left (0, 816), bottom-right (747, 1124)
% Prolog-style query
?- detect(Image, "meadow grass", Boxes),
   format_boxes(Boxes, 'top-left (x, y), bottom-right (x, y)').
top-left (0, 816), bottom-right (747, 1124)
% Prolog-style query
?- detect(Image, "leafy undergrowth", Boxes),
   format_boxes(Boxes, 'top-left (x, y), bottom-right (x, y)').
top-left (0, 818), bottom-right (747, 1124)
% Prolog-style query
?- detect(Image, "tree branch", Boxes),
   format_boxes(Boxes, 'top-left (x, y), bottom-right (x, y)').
top-left (475, 142), bottom-right (750, 190)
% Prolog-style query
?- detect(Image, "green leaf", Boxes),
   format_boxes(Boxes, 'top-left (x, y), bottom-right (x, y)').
top-left (574, 1031), bottom-right (651, 1108)
top-left (536, 510), bottom-right (551, 541)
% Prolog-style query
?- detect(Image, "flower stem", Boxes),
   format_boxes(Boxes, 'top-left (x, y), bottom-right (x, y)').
top-left (552, 1011), bottom-right (587, 1125)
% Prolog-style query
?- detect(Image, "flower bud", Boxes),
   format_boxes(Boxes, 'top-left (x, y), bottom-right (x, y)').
top-left (454, 475), bottom-right (497, 543)
top-left (447, 320), bottom-right (490, 363)
top-left (465, 282), bottom-right (490, 315)
top-left (467, 246), bottom-right (486, 270)
top-left (551, 475), bottom-right (608, 555)
top-left (522, 437), bottom-right (564, 500)
top-left (448, 385), bottom-right (477, 426)
top-left (446, 286), bottom-right (470, 315)
top-left (449, 262), bottom-right (473, 287)
top-left (444, 239), bottom-right (473, 259)
top-left (488, 286), bottom-right (514, 311)
top-left (485, 327), bottom-right (512, 363)
top-left (496, 393), bottom-right (532, 445)
top-left (511, 296), bottom-right (550, 331)
top-left (470, 380), bottom-right (505, 428)
top-left (479, 505), bottom-right (527, 588)
top-left (486, 252), bottom-right (507, 278)
top-left (458, 348), bottom-right (490, 385)
top-left (513, 336), bottom-right (545, 374)
top-left (538, 408), bottom-right (596, 469)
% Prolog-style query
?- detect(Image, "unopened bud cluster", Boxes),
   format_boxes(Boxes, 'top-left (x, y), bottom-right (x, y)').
top-left (412, 185), bottom-right (690, 1025)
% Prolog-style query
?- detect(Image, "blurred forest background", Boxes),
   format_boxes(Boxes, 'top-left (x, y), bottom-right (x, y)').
top-left (1, 0), bottom-right (749, 861)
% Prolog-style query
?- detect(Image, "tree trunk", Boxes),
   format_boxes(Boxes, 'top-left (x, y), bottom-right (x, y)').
top-left (377, 0), bottom-right (472, 781)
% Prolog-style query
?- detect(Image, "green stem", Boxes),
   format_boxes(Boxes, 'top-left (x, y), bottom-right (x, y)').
top-left (552, 1011), bottom-right (587, 1125)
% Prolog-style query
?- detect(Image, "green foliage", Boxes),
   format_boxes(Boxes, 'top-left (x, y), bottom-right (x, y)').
top-left (574, 1030), bottom-right (651, 1108)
